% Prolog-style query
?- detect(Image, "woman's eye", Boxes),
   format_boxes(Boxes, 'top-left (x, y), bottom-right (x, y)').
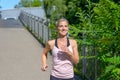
top-left (58, 25), bottom-right (68, 28)
top-left (65, 25), bottom-right (68, 27)
top-left (59, 25), bottom-right (63, 27)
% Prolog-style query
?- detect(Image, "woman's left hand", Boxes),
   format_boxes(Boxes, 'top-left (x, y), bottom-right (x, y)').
top-left (60, 45), bottom-right (72, 56)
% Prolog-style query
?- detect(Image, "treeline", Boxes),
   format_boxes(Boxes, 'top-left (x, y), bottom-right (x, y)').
top-left (14, 0), bottom-right (41, 8)
top-left (43, 0), bottom-right (120, 80)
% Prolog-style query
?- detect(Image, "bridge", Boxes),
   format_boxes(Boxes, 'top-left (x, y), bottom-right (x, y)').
top-left (0, 7), bottom-right (52, 80)
top-left (0, 7), bottom-right (45, 20)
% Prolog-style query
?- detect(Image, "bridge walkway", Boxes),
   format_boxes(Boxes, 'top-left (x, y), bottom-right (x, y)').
top-left (0, 19), bottom-right (52, 80)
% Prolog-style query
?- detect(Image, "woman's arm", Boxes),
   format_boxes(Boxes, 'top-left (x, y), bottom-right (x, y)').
top-left (69, 40), bottom-right (79, 64)
top-left (41, 41), bottom-right (51, 71)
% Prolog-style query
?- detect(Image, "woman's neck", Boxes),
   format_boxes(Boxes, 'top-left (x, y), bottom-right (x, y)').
top-left (58, 35), bottom-right (67, 42)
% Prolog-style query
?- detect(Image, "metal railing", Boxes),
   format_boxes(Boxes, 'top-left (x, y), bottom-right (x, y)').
top-left (19, 10), bottom-right (50, 44)
top-left (79, 32), bottom-right (98, 80)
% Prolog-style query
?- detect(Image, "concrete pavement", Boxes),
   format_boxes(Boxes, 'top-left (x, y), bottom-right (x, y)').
top-left (0, 19), bottom-right (52, 80)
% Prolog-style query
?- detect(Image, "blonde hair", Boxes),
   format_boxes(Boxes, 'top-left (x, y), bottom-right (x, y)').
top-left (55, 18), bottom-right (69, 27)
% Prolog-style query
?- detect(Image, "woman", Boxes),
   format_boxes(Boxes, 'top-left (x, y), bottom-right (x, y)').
top-left (41, 18), bottom-right (79, 80)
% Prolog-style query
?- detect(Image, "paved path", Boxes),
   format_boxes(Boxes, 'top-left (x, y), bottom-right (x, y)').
top-left (0, 19), bottom-right (52, 80)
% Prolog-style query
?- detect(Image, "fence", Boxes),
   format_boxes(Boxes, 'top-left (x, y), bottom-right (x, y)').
top-left (19, 10), bottom-right (50, 44)
top-left (78, 32), bottom-right (98, 80)
top-left (81, 44), bottom-right (97, 80)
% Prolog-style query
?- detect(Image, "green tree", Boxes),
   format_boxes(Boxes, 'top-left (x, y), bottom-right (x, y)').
top-left (44, 0), bottom-right (67, 22)
top-left (44, 0), bottom-right (120, 80)
top-left (31, 0), bottom-right (41, 7)
top-left (93, 0), bottom-right (120, 79)
top-left (20, 0), bottom-right (41, 7)
top-left (70, 0), bottom-right (120, 79)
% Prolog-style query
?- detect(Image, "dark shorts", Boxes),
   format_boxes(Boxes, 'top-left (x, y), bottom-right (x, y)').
top-left (50, 75), bottom-right (75, 80)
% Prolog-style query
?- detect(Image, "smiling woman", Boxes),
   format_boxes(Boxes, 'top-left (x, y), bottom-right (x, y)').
top-left (41, 18), bottom-right (79, 80)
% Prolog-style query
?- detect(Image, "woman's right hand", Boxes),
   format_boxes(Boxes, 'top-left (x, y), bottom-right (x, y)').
top-left (41, 65), bottom-right (48, 71)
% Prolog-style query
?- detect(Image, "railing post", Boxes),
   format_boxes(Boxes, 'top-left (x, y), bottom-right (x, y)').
top-left (94, 44), bottom-right (97, 80)
top-left (82, 32), bottom-right (86, 79)
top-left (42, 19), bottom-right (44, 43)
top-left (37, 18), bottom-right (39, 38)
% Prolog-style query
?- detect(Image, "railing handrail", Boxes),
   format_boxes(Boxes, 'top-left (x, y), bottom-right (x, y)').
top-left (19, 10), bottom-right (50, 44)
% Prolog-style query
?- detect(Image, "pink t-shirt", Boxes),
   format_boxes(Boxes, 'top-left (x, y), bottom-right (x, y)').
top-left (51, 39), bottom-right (74, 79)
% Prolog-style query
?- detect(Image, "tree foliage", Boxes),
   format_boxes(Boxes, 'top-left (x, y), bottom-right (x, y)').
top-left (93, 0), bottom-right (120, 79)
top-left (19, 0), bottom-right (41, 7)
top-left (44, 0), bottom-right (120, 80)
top-left (44, 0), bottom-right (67, 23)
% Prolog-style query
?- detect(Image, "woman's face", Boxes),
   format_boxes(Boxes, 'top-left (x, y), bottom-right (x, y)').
top-left (57, 21), bottom-right (68, 36)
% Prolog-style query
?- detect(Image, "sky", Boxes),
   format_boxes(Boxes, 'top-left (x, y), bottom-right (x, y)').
top-left (0, 0), bottom-right (20, 10)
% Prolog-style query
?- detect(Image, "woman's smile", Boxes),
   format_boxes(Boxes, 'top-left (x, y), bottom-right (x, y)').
top-left (57, 21), bottom-right (68, 36)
